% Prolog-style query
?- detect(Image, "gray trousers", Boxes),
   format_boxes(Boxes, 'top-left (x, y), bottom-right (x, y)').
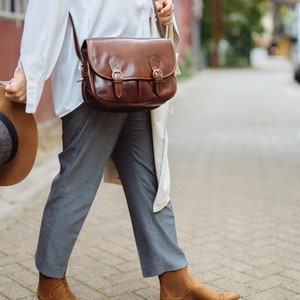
top-left (35, 104), bottom-right (187, 278)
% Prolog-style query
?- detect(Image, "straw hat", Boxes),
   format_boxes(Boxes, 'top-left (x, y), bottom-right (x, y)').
top-left (0, 84), bottom-right (38, 186)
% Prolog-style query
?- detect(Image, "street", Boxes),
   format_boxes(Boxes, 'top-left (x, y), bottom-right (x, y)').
top-left (1, 56), bottom-right (300, 299)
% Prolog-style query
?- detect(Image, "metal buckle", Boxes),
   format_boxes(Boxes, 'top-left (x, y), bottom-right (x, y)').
top-left (112, 70), bottom-right (123, 81)
top-left (153, 68), bottom-right (163, 80)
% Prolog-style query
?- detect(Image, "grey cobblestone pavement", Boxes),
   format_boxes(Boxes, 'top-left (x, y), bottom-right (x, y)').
top-left (1, 57), bottom-right (300, 299)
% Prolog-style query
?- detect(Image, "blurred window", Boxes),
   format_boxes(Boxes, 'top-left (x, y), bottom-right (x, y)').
top-left (0, 0), bottom-right (28, 21)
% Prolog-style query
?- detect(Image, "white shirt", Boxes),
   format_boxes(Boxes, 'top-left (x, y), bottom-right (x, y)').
top-left (21, 0), bottom-right (157, 116)
top-left (20, 0), bottom-right (178, 212)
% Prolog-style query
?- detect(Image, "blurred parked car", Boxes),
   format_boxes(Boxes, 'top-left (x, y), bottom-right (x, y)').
top-left (291, 3), bottom-right (300, 83)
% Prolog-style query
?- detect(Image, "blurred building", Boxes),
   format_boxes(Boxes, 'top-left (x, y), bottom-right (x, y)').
top-left (174, 0), bottom-right (203, 69)
top-left (271, 0), bottom-right (298, 57)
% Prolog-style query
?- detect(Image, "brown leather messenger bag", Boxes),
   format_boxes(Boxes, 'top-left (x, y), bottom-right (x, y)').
top-left (69, 0), bottom-right (177, 112)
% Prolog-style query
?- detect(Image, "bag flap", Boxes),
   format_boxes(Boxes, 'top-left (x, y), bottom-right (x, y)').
top-left (83, 38), bottom-right (176, 80)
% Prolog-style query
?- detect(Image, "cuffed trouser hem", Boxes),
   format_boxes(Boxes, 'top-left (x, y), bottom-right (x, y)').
top-left (142, 261), bottom-right (188, 278)
top-left (36, 258), bottom-right (66, 279)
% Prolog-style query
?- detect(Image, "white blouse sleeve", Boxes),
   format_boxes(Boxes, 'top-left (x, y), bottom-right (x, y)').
top-left (20, 0), bottom-right (71, 113)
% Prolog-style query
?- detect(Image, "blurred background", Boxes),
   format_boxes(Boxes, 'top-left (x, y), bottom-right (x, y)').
top-left (1, 0), bottom-right (300, 123)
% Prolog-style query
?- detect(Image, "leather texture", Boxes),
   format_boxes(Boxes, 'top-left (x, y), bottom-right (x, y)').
top-left (81, 37), bottom-right (177, 112)
top-left (37, 274), bottom-right (77, 300)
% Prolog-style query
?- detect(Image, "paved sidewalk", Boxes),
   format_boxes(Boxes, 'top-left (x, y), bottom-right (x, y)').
top-left (1, 57), bottom-right (300, 299)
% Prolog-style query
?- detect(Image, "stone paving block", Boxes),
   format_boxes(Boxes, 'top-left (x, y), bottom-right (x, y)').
top-left (0, 274), bottom-right (11, 285)
top-left (214, 267), bottom-right (256, 284)
top-left (250, 274), bottom-right (286, 291)
top-left (72, 284), bottom-right (106, 300)
top-left (1, 264), bottom-right (36, 288)
top-left (245, 263), bottom-right (285, 280)
top-left (109, 293), bottom-right (146, 300)
top-left (280, 269), bottom-right (300, 281)
top-left (249, 288), bottom-right (297, 300)
top-left (278, 259), bottom-right (300, 273)
top-left (249, 245), bottom-right (286, 259)
top-left (135, 286), bottom-right (160, 300)
top-left (0, 281), bottom-right (33, 300)
top-left (0, 253), bottom-right (33, 268)
top-left (116, 251), bottom-right (140, 263)
top-left (246, 255), bottom-right (285, 269)
top-left (68, 261), bottom-right (116, 291)
top-left (108, 270), bottom-right (143, 285)
top-left (217, 257), bottom-right (253, 273)
top-left (88, 249), bottom-right (128, 267)
top-left (284, 280), bottom-right (300, 294)
top-left (114, 260), bottom-right (141, 274)
top-left (102, 280), bottom-right (149, 298)
top-left (94, 239), bottom-right (135, 258)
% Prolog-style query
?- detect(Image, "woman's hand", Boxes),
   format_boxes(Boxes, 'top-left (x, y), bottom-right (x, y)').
top-left (5, 68), bottom-right (27, 103)
top-left (155, 0), bottom-right (175, 25)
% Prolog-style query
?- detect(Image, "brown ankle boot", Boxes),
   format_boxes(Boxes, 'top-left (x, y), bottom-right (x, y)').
top-left (37, 273), bottom-right (78, 300)
top-left (159, 268), bottom-right (240, 300)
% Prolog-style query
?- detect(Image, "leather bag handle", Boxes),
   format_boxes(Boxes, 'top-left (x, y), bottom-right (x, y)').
top-left (69, 0), bottom-right (166, 62)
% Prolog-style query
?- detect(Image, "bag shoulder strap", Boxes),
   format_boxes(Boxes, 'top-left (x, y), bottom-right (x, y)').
top-left (69, 1), bottom-right (165, 62)
top-left (69, 13), bottom-right (83, 62)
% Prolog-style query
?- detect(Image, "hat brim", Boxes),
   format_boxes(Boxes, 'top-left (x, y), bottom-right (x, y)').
top-left (0, 85), bottom-right (38, 186)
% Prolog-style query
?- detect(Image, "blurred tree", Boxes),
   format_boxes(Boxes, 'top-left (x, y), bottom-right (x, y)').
top-left (201, 0), bottom-right (271, 67)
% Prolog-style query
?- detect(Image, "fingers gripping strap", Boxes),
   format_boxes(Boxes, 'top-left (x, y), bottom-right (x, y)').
top-left (152, 0), bottom-right (165, 38)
